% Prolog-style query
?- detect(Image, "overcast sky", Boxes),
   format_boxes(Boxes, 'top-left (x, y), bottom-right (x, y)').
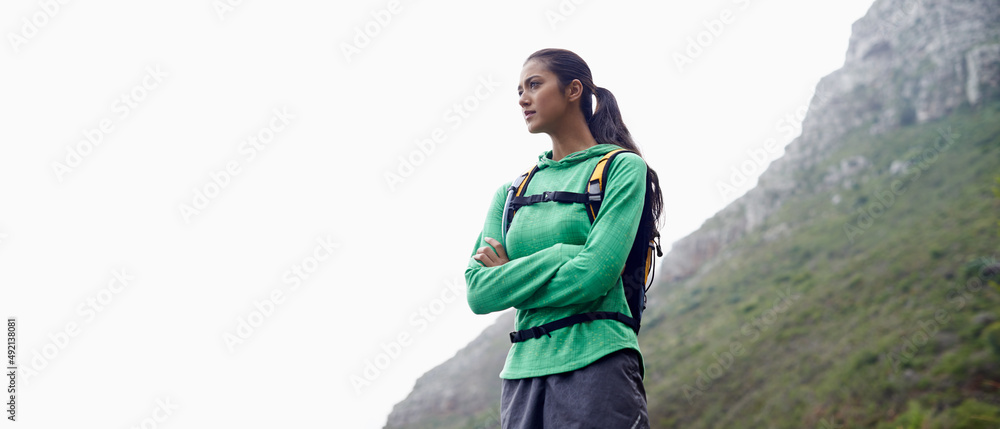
top-left (1, 1), bottom-right (876, 427)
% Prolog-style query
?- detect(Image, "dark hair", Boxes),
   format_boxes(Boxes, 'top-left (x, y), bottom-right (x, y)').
top-left (525, 48), bottom-right (664, 231)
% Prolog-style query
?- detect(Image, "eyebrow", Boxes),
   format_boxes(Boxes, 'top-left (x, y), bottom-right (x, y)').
top-left (517, 75), bottom-right (542, 91)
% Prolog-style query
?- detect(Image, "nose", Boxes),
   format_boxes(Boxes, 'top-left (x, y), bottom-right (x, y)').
top-left (519, 92), bottom-right (530, 108)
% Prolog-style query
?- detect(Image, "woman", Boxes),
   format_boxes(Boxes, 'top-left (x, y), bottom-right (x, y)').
top-left (465, 48), bottom-right (662, 428)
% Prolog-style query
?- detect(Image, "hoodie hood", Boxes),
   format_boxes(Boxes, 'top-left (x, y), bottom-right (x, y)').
top-left (536, 144), bottom-right (621, 170)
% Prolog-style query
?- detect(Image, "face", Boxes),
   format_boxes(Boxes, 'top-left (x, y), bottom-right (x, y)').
top-left (517, 60), bottom-right (575, 134)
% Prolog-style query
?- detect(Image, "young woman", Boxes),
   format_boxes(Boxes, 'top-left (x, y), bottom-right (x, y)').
top-left (465, 48), bottom-right (662, 428)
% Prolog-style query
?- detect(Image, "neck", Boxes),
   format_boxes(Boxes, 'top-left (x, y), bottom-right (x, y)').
top-left (548, 114), bottom-right (598, 161)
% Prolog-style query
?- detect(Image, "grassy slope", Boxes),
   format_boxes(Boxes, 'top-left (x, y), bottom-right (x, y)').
top-left (639, 102), bottom-right (1000, 428)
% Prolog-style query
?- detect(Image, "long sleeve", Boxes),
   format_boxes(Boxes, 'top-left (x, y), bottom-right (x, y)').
top-left (462, 144), bottom-right (648, 380)
top-left (512, 153), bottom-right (646, 310)
top-left (464, 185), bottom-right (582, 314)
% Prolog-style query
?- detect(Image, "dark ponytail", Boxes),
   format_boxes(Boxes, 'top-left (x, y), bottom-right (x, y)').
top-left (588, 86), bottom-right (633, 148)
top-left (524, 48), bottom-right (663, 230)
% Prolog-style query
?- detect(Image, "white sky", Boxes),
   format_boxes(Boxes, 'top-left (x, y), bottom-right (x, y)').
top-left (0, 1), bottom-right (875, 427)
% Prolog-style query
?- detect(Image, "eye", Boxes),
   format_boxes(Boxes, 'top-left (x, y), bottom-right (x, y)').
top-left (518, 81), bottom-right (540, 97)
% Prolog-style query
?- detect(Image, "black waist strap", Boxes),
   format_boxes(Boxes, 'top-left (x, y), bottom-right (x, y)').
top-left (509, 311), bottom-right (638, 343)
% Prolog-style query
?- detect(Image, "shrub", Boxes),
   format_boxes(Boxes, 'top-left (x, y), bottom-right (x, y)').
top-left (983, 322), bottom-right (1000, 356)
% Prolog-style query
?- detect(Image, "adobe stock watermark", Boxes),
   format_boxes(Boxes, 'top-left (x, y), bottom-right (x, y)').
top-left (212, 0), bottom-right (247, 21)
top-left (869, 0), bottom-right (923, 40)
top-left (682, 286), bottom-right (801, 403)
top-left (178, 106), bottom-right (294, 224)
top-left (384, 75), bottom-right (501, 192)
top-left (672, 0), bottom-right (752, 72)
top-left (545, 0), bottom-right (587, 31)
top-left (17, 268), bottom-right (135, 384)
top-left (349, 275), bottom-right (465, 394)
top-left (715, 83), bottom-right (832, 201)
top-left (842, 127), bottom-right (959, 244)
top-left (473, 405), bottom-right (503, 429)
top-left (127, 397), bottom-right (178, 429)
top-left (50, 64), bottom-right (168, 183)
top-left (222, 235), bottom-right (338, 353)
top-left (340, 0), bottom-right (404, 63)
top-left (7, 318), bottom-right (17, 422)
top-left (6, 0), bottom-right (71, 54)
top-left (883, 258), bottom-right (997, 374)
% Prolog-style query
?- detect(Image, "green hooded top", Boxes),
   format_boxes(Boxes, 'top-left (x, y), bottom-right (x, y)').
top-left (465, 143), bottom-right (647, 379)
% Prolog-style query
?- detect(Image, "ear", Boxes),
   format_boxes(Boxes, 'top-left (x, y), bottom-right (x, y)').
top-left (565, 79), bottom-right (584, 103)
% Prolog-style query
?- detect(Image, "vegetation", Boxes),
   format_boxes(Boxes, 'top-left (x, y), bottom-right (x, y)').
top-left (639, 102), bottom-right (1000, 428)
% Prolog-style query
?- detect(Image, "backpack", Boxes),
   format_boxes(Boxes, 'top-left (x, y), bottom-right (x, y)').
top-left (501, 148), bottom-right (662, 343)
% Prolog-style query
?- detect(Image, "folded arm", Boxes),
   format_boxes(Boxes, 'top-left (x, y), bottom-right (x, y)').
top-left (464, 154), bottom-right (646, 313)
top-left (464, 184), bottom-right (582, 314)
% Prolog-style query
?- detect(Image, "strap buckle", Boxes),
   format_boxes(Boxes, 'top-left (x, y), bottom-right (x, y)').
top-left (508, 326), bottom-right (552, 343)
top-left (587, 180), bottom-right (602, 202)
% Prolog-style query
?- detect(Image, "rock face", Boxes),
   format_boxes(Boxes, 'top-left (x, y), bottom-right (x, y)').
top-left (385, 0), bottom-right (1000, 426)
top-left (660, 0), bottom-right (1000, 282)
top-left (384, 311), bottom-right (513, 429)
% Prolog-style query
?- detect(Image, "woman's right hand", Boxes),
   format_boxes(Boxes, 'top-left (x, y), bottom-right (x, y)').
top-left (472, 237), bottom-right (509, 267)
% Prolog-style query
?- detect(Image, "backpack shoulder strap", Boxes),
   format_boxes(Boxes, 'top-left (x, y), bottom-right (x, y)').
top-left (502, 165), bottom-right (539, 242)
top-left (512, 165), bottom-right (538, 198)
top-left (585, 148), bottom-right (635, 222)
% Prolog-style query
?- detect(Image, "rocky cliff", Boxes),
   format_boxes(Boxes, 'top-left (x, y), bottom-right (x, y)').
top-left (661, 0), bottom-right (1000, 282)
top-left (384, 311), bottom-right (512, 429)
top-left (385, 0), bottom-right (1000, 427)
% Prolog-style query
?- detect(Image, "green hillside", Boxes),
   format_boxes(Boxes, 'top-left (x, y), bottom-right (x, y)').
top-left (640, 103), bottom-right (1000, 428)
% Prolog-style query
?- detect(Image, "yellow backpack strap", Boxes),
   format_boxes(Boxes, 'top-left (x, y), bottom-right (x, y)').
top-left (513, 165), bottom-right (537, 197)
top-left (585, 149), bottom-right (631, 222)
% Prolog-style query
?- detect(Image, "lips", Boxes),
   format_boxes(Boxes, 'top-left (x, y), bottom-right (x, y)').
top-left (524, 110), bottom-right (536, 119)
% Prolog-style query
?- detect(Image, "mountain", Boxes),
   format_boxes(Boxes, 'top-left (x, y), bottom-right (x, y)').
top-left (385, 0), bottom-right (1000, 427)
top-left (384, 311), bottom-right (512, 429)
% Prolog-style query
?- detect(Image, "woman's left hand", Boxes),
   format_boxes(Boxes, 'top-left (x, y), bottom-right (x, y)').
top-left (472, 237), bottom-right (509, 267)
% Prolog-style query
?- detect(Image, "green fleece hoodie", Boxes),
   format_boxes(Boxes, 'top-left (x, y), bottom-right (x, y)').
top-left (466, 143), bottom-right (646, 379)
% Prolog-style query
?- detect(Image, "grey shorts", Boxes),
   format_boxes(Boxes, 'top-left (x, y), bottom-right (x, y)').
top-left (500, 349), bottom-right (649, 429)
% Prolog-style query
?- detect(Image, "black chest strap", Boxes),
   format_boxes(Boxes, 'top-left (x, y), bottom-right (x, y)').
top-left (509, 191), bottom-right (589, 209)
